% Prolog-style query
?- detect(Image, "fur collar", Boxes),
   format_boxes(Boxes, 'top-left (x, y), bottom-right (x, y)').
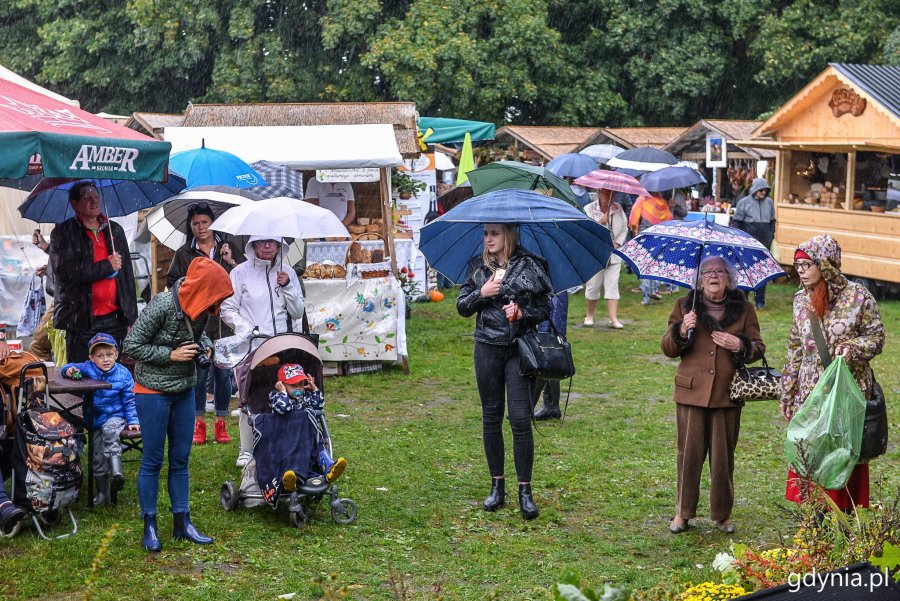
top-left (683, 289), bottom-right (747, 332)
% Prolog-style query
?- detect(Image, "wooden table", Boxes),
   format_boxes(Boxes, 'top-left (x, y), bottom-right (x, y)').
top-left (46, 376), bottom-right (111, 508)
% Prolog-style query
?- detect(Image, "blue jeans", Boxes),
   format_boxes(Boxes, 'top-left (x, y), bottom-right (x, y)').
top-left (135, 390), bottom-right (194, 516)
top-left (641, 279), bottom-right (659, 301)
top-left (194, 363), bottom-right (233, 418)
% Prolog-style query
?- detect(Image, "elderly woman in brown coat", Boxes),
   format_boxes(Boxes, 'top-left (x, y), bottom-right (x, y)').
top-left (661, 255), bottom-right (765, 534)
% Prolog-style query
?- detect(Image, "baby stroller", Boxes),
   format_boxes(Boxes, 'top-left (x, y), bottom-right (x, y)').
top-left (2, 362), bottom-right (80, 540)
top-left (220, 333), bottom-right (356, 527)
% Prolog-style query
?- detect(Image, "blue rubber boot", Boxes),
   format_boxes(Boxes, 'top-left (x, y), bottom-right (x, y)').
top-left (172, 512), bottom-right (213, 545)
top-left (142, 514), bottom-right (162, 552)
top-left (318, 450), bottom-right (347, 483)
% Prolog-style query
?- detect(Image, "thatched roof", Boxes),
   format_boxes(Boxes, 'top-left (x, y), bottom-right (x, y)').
top-left (181, 102), bottom-right (420, 158)
top-left (125, 112), bottom-right (184, 140)
top-left (576, 127), bottom-right (687, 151)
top-left (495, 126), bottom-right (601, 160)
top-left (665, 120), bottom-right (776, 160)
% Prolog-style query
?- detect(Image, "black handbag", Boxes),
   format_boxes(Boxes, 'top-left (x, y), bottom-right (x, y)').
top-left (728, 355), bottom-right (782, 403)
top-left (517, 322), bottom-right (575, 381)
top-left (810, 316), bottom-right (888, 460)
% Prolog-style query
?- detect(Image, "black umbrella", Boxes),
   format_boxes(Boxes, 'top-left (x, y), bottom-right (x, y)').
top-left (607, 147), bottom-right (678, 172)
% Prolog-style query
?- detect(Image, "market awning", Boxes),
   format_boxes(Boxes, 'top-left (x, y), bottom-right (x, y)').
top-left (164, 125), bottom-right (403, 169)
top-left (0, 78), bottom-right (171, 180)
top-left (735, 139), bottom-right (900, 153)
top-left (418, 117), bottom-right (496, 144)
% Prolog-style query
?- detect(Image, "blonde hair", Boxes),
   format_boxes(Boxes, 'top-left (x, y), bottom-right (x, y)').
top-left (482, 223), bottom-right (519, 266)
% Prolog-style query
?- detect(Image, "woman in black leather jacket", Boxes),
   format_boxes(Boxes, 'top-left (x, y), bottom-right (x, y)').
top-left (457, 223), bottom-right (551, 519)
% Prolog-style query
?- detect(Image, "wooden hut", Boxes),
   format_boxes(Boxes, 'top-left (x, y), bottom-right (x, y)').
top-left (739, 63), bottom-right (900, 286)
top-left (493, 126), bottom-right (600, 162)
top-left (665, 120), bottom-right (777, 201)
top-left (125, 112), bottom-right (184, 140)
top-left (575, 126), bottom-right (687, 151)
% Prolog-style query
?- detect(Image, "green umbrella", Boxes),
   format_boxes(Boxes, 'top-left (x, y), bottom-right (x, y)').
top-left (466, 160), bottom-right (581, 209)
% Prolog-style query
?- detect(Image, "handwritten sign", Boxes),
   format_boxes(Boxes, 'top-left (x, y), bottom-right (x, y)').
top-left (316, 168), bottom-right (381, 183)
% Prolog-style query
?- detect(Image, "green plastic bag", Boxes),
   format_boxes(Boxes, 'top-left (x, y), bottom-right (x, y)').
top-left (785, 356), bottom-right (866, 490)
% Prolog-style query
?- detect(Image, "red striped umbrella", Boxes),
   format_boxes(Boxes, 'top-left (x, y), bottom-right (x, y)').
top-left (573, 169), bottom-right (650, 197)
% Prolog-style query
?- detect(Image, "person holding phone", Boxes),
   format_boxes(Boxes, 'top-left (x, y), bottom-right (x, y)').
top-left (167, 202), bottom-right (245, 445)
top-left (457, 223), bottom-right (552, 520)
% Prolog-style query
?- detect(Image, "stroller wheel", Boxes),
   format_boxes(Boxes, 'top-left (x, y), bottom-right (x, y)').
top-left (331, 498), bottom-right (357, 525)
top-left (289, 505), bottom-right (308, 528)
top-left (39, 509), bottom-right (61, 527)
top-left (220, 481), bottom-right (240, 511)
top-left (0, 519), bottom-right (22, 538)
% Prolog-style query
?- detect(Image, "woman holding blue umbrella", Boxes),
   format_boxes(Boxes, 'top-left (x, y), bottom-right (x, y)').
top-left (456, 223), bottom-right (552, 520)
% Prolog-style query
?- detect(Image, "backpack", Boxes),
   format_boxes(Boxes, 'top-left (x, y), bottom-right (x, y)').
top-left (15, 377), bottom-right (81, 511)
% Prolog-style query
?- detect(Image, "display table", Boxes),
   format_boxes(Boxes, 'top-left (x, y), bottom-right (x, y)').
top-left (303, 276), bottom-right (407, 363)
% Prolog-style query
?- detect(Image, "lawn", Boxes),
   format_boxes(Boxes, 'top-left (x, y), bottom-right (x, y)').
top-left (2, 277), bottom-right (899, 600)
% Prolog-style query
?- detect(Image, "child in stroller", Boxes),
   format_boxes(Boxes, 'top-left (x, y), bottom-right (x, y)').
top-left (220, 333), bottom-right (356, 526)
top-left (268, 363), bottom-right (346, 494)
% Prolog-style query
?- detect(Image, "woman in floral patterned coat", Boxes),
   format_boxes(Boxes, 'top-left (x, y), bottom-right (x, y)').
top-left (780, 234), bottom-right (885, 510)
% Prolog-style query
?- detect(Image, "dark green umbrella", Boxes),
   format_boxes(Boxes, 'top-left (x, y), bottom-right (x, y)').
top-left (466, 160), bottom-right (581, 209)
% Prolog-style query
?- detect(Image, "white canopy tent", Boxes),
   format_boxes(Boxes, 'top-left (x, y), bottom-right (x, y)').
top-left (163, 124), bottom-right (404, 169)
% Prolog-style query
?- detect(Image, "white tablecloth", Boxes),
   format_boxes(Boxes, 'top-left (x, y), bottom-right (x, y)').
top-left (303, 276), bottom-right (407, 362)
top-left (306, 239), bottom-right (415, 268)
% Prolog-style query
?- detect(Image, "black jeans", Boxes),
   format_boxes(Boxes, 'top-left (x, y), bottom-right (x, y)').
top-left (474, 341), bottom-right (534, 482)
top-left (65, 312), bottom-right (128, 364)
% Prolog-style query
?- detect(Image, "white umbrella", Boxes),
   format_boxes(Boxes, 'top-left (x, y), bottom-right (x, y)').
top-left (579, 144), bottom-right (625, 165)
top-left (210, 196), bottom-right (350, 240)
top-left (146, 187), bottom-right (260, 251)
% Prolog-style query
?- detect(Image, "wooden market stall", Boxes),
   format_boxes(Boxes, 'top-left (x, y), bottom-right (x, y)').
top-left (158, 102), bottom-right (421, 371)
top-left (574, 126), bottom-right (687, 151)
top-left (492, 126), bottom-right (600, 162)
top-left (664, 120), bottom-right (777, 203)
top-left (738, 63), bottom-right (900, 286)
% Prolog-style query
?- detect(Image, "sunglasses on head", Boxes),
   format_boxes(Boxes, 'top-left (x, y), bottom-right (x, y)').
top-left (188, 202), bottom-right (211, 213)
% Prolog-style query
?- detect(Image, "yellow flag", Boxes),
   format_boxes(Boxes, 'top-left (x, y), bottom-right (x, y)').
top-left (456, 132), bottom-right (476, 185)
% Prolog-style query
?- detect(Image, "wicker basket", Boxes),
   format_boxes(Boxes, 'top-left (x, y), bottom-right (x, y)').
top-left (345, 233), bottom-right (391, 279)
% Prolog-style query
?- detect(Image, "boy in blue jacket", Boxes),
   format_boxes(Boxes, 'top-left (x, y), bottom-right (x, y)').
top-left (62, 332), bottom-right (140, 505)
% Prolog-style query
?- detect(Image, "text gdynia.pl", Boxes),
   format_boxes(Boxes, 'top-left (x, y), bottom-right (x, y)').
top-left (787, 567), bottom-right (894, 594)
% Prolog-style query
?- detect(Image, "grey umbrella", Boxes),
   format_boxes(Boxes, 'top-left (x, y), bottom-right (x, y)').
top-left (249, 160), bottom-right (305, 200)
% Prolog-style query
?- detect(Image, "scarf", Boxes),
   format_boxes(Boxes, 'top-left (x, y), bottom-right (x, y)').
top-left (629, 195), bottom-right (672, 230)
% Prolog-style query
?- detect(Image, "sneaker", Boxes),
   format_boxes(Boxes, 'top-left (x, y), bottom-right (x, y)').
top-left (607, 320), bottom-right (624, 329)
top-left (0, 501), bottom-right (26, 535)
top-left (650, 292), bottom-right (663, 300)
top-left (192, 420), bottom-right (207, 445)
top-left (214, 420), bottom-right (232, 444)
top-left (282, 470), bottom-right (297, 492)
top-left (236, 451), bottom-right (252, 468)
top-left (325, 457), bottom-right (347, 483)
top-left (583, 316), bottom-right (594, 326)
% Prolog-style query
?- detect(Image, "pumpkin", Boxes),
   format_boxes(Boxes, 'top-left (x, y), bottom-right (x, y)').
top-left (429, 289), bottom-right (445, 302)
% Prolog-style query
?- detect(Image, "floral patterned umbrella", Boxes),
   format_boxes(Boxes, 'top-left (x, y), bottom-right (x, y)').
top-left (616, 218), bottom-right (786, 291)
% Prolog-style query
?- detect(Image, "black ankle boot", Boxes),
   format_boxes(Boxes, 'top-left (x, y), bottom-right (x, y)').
top-left (518, 483), bottom-right (539, 520)
top-left (142, 514), bottom-right (161, 552)
top-left (0, 501), bottom-right (25, 535)
top-left (482, 478), bottom-right (505, 511)
top-left (172, 512), bottom-right (213, 545)
top-left (533, 383), bottom-right (561, 420)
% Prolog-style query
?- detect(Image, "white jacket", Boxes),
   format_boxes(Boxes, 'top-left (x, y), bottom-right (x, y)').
top-left (220, 236), bottom-right (305, 337)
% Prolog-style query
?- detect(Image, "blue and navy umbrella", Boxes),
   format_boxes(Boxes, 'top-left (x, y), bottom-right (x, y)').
top-left (170, 142), bottom-right (267, 190)
top-left (18, 174), bottom-right (186, 223)
top-left (641, 166), bottom-right (707, 193)
top-left (616, 219), bottom-right (786, 291)
top-left (419, 189), bottom-right (615, 292)
top-left (545, 153), bottom-right (598, 179)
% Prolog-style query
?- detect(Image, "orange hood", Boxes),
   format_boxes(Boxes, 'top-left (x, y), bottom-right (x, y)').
top-left (178, 257), bottom-right (233, 320)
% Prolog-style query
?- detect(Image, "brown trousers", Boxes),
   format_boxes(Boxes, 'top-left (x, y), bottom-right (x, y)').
top-left (675, 403), bottom-right (742, 522)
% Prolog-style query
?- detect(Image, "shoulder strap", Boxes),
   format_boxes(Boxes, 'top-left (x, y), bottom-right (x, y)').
top-left (808, 315), bottom-right (832, 368)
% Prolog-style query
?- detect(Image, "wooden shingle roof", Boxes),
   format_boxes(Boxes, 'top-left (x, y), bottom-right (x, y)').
top-left (495, 126), bottom-right (601, 160)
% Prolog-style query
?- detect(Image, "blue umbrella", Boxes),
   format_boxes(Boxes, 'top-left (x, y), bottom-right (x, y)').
top-left (607, 147), bottom-right (678, 172)
top-left (419, 189), bottom-right (616, 291)
top-left (616, 219), bottom-right (786, 292)
top-left (641, 166), bottom-right (707, 193)
top-left (545, 153), bottom-right (598, 179)
top-left (169, 142), bottom-right (267, 189)
top-left (18, 174), bottom-right (187, 223)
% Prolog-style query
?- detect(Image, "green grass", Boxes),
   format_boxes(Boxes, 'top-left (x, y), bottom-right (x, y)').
top-left (2, 277), bottom-right (899, 600)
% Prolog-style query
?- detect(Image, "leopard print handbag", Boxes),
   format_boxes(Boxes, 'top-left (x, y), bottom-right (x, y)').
top-left (729, 355), bottom-right (782, 403)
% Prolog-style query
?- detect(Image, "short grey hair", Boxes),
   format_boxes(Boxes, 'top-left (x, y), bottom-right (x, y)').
top-left (699, 255), bottom-right (737, 291)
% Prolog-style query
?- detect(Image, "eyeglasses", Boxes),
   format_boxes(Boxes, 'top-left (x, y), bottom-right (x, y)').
top-left (793, 261), bottom-right (815, 272)
top-left (700, 268), bottom-right (727, 278)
